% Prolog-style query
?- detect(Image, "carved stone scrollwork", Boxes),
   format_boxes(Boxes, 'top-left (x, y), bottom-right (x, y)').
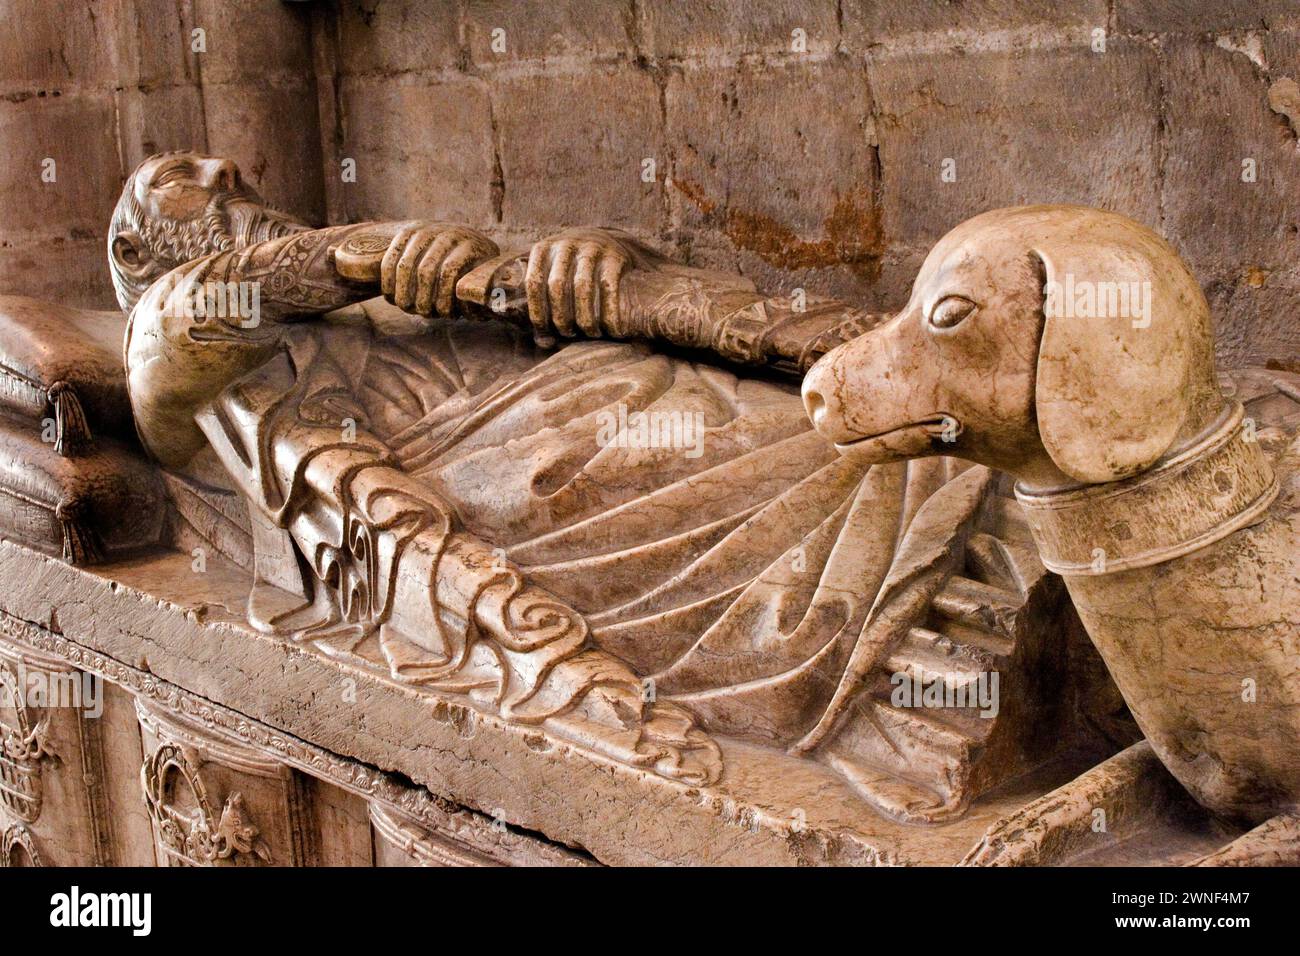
top-left (140, 742), bottom-right (270, 866)
top-left (136, 698), bottom-right (320, 866)
top-left (0, 658), bottom-right (54, 823)
top-left (0, 822), bottom-right (42, 866)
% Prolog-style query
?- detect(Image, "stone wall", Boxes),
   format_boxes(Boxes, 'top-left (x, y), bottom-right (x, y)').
top-left (0, 0), bottom-right (323, 308)
top-left (2, 1), bottom-right (1297, 368)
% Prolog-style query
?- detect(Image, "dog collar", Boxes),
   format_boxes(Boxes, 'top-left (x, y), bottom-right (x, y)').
top-left (1014, 401), bottom-right (1279, 576)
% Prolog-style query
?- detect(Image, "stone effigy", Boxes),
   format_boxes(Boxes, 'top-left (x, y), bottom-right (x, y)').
top-left (113, 152), bottom-right (1088, 825)
top-left (0, 153), bottom-right (1294, 867)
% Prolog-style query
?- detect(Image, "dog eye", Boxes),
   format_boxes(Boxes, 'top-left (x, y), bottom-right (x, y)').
top-left (928, 295), bottom-right (977, 330)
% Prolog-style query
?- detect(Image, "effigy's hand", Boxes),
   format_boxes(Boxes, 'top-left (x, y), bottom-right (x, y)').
top-left (380, 222), bottom-right (498, 317)
top-left (524, 227), bottom-right (665, 345)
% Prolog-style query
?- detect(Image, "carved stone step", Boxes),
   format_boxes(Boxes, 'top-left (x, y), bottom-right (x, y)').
top-left (886, 625), bottom-right (1001, 692)
top-left (824, 754), bottom-right (957, 825)
top-left (875, 694), bottom-right (988, 765)
top-left (978, 536), bottom-right (1048, 598)
top-left (830, 697), bottom-right (973, 796)
top-left (871, 677), bottom-right (998, 738)
top-left (856, 555), bottom-right (1024, 815)
top-left (963, 531), bottom-right (1020, 595)
top-left (932, 575), bottom-right (1023, 634)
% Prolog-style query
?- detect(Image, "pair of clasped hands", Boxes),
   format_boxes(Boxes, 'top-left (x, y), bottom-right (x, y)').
top-left (370, 222), bottom-right (664, 347)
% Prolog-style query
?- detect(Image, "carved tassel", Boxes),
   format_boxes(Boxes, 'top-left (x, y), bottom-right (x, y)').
top-left (55, 500), bottom-right (104, 565)
top-left (47, 382), bottom-right (91, 456)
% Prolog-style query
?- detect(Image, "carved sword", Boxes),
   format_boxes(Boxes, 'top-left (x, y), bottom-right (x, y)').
top-left (332, 229), bottom-right (885, 376)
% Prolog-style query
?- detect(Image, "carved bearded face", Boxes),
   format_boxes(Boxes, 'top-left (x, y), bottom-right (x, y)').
top-left (107, 152), bottom-right (304, 312)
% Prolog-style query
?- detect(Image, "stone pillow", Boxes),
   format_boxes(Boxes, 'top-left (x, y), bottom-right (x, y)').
top-left (0, 295), bottom-right (133, 455)
top-left (0, 422), bottom-right (164, 564)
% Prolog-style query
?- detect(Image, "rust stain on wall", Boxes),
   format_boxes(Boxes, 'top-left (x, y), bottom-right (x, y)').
top-left (672, 177), bottom-right (883, 279)
top-left (1243, 266), bottom-right (1270, 288)
top-left (673, 177), bottom-right (717, 216)
top-left (1267, 77), bottom-right (1300, 138)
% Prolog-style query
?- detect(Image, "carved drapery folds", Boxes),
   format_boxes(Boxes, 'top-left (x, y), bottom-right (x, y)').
top-left (195, 330), bottom-right (723, 787)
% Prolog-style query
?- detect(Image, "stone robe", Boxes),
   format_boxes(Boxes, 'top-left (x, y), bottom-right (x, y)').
top-left (190, 300), bottom-right (1003, 819)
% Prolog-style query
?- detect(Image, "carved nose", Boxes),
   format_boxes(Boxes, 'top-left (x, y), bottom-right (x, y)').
top-left (802, 357), bottom-right (845, 440)
top-left (803, 384), bottom-right (828, 428)
top-left (202, 159), bottom-right (241, 192)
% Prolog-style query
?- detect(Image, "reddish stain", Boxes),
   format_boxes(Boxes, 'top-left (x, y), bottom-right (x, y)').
top-left (673, 177), bottom-right (882, 279)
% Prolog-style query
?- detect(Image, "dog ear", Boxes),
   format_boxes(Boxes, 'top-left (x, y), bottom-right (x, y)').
top-left (1033, 242), bottom-right (1193, 483)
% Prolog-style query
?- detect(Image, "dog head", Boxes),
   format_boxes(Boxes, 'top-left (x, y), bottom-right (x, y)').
top-left (802, 205), bottom-right (1221, 489)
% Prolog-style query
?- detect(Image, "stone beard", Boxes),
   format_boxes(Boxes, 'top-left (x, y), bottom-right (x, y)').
top-left (108, 167), bottom-right (304, 313)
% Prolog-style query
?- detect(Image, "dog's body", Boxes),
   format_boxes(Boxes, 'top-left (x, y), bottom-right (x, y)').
top-left (803, 205), bottom-right (1300, 826)
top-left (1052, 463), bottom-right (1298, 825)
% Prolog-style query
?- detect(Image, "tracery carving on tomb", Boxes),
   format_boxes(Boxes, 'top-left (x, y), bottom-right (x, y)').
top-left (140, 741), bottom-right (271, 867)
top-left (0, 822), bottom-right (41, 867)
top-left (0, 657), bottom-right (53, 824)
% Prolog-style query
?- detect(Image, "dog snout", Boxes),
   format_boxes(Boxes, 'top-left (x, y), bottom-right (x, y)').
top-left (802, 380), bottom-right (828, 427)
top-left (802, 353), bottom-right (854, 444)
top-left (802, 311), bottom-right (927, 450)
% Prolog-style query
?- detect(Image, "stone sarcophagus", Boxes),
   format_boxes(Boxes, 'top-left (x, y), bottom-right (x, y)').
top-left (0, 1), bottom-right (1297, 869)
top-left (0, 142), bottom-right (1294, 868)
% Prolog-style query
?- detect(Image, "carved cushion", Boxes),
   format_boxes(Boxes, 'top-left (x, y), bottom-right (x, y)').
top-left (0, 422), bottom-right (164, 563)
top-left (0, 296), bottom-right (133, 455)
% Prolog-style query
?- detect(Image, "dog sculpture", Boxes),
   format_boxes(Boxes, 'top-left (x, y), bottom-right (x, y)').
top-left (802, 205), bottom-right (1298, 827)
